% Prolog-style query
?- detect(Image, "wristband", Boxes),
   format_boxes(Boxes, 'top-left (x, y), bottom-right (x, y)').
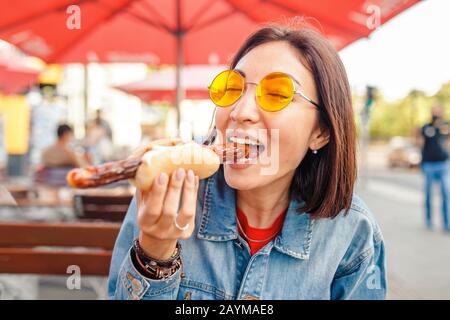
top-left (132, 239), bottom-right (182, 280)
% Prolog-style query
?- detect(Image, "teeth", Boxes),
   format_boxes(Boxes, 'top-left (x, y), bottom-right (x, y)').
top-left (228, 136), bottom-right (261, 146)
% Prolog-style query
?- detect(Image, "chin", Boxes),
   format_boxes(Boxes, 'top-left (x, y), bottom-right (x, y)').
top-left (223, 163), bottom-right (266, 190)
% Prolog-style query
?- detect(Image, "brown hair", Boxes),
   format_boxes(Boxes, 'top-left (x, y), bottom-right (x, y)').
top-left (205, 25), bottom-right (357, 219)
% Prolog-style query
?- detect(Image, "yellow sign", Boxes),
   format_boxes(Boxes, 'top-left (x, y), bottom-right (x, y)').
top-left (38, 64), bottom-right (63, 85)
top-left (0, 94), bottom-right (30, 155)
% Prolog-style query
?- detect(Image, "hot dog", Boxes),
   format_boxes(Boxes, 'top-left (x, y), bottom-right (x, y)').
top-left (66, 140), bottom-right (248, 190)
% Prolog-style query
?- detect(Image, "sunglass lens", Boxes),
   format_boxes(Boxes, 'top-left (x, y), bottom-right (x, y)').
top-left (209, 70), bottom-right (243, 107)
top-left (257, 73), bottom-right (294, 112)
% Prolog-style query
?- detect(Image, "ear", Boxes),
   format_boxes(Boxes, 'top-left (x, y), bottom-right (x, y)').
top-left (309, 125), bottom-right (330, 151)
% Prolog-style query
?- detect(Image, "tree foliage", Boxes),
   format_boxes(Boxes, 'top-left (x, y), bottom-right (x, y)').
top-left (355, 81), bottom-right (450, 139)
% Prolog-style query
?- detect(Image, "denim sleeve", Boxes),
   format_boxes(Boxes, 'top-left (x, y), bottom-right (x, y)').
top-left (107, 196), bottom-right (182, 300)
top-left (330, 238), bottom-right (387, 300)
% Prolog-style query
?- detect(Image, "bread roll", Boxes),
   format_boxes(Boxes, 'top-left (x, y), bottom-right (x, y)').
top-left (130, 142), bottom-right (220, 191)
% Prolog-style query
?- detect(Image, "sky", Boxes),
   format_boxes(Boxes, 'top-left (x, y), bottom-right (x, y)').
top-left (339, 0), bottom-right (450, 101)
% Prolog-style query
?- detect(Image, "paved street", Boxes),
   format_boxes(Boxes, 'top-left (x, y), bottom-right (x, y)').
top-left (357, 165), bottom-right (450, 299)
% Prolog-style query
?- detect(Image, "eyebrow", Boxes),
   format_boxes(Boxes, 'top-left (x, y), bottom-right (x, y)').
top-left (234, 68), bottom-right (303, 87)
top-left (234, 68), bottom-right (246, 78)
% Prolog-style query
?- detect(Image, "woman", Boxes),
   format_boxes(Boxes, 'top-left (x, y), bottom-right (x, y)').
top-left (108, 25), bottom-right (386, 300)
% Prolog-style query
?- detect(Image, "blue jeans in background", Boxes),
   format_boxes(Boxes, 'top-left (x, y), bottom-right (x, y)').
top-left (422, 161), bottom-right (450, 230)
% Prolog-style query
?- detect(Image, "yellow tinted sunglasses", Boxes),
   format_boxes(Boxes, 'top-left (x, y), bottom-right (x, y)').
top-left (208, 69), bottom-right (320, 112)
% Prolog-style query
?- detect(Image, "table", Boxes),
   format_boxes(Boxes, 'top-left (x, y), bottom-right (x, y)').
top-left (0, 184), bottom-right (134, 221)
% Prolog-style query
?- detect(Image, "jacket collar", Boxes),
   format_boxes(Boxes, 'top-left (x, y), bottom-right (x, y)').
top-left (197, 166), bottom-right (314, 259)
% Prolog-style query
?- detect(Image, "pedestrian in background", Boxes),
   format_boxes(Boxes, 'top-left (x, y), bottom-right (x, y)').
top-left (85, 109), bottom-right (114, 164)
top-left (418, 105), bottom-right (450, 232)
top-left (41, 124), bottom-right (83, 168)
top-left (36, 124), bottom-right (87, 187)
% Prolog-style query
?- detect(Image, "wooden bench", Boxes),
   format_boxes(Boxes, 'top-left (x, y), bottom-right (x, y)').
top-left (0, 222), bottom-right (120, 276)
top-left (73, 194), bottom-right (132, 222)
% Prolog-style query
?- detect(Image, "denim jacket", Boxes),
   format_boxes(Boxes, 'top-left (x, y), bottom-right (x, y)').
top-left (108, 166), bottom-right (386, 300)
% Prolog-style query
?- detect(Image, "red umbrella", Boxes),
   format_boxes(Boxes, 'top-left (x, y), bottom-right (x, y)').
top-left (0, 55), bottom-right (40, 94)
top-left (0, 0), bottom-right (420, 63)
top-left (0, 0), bottom-right (420, 126)
top-left (114, 65), bottom-right (225, 103)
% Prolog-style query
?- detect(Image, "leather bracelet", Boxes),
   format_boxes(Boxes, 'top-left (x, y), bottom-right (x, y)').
top-left (133, 239), bottom-right (180, 267)
top-left (131, 247), bottom-right (156, 279)
top-left (132, 239), bottom-right (182, 280)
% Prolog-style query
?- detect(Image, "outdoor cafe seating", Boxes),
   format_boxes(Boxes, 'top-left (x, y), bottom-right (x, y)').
top-left (0, 166), bottom-right (133, 299)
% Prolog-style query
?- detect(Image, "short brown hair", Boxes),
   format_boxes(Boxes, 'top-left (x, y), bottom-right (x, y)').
top-left (207, 25), bottom-right (357, 219)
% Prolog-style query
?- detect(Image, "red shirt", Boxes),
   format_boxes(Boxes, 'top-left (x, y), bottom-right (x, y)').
top-left (236, 206), bottom-right (288, 255)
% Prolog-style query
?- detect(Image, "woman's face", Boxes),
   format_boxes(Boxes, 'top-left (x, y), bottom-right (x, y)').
top-left (215, 41), bottom-right (328, 191)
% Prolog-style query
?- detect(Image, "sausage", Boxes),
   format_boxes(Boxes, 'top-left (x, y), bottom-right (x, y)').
top-left (66, 141), bottom-right (247, 190)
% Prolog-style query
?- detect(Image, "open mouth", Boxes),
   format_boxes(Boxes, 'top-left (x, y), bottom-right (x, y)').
top-left (227, 136), bottom-right (266, 161)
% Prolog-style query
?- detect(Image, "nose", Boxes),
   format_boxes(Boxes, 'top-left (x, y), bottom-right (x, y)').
top-left (229, 84), bottom-right (260, 124)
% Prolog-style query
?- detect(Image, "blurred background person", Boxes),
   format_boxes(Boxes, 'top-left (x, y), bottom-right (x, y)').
top-left (41, 124), bottom-right (83, 168)
top-left (85, 109), bottom-right (114, 164)
top-left (417, 105), bottom-right (450, 232)
top-left (35, 123), bottom-right (88, 187)
top-left (29, 86), bottom-right (67, 166)
top-left (90, 109), bottom-right (113, 140)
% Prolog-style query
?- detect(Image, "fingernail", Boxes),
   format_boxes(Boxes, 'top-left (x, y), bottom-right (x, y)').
top-left (176, 168), bottom-right (185, 181)
top-left (187, 170), bottom-right (194, 183)
top-left (158, 172), bottom-right (167, 185)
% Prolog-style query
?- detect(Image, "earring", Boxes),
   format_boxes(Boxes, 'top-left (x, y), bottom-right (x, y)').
top-left (312, 149), bottom-right (318, 154)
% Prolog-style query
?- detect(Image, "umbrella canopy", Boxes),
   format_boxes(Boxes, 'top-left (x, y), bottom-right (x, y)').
top-left (0, 0), bottom-right (420, 64)
top-left (0, 55), bottom-right (40, 94)
top-left (114, 65), bottom-right (225, 103)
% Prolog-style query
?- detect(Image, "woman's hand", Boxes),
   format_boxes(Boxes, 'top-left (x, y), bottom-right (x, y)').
top-left (136, 168), bottom-right (199, 260)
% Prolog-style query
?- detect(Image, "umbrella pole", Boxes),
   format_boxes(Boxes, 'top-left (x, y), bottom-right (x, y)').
top-left (84, 63), bottom-right (89, 136)
top-left (175, 36), bottom-right (183, 135)
top-left (175, 0), bottom-right (183, 136)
